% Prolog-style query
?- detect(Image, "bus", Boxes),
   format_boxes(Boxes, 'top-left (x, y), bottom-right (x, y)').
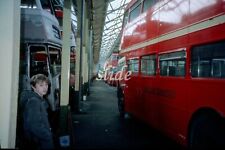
top-left (118, 0), bottom-right (225, 149)
top-left (18, 2), bottom-right (62, 142)
top-left (104, 52), bottom-right (120, 86)
top-left (20, 0), bottom-right (62, 111)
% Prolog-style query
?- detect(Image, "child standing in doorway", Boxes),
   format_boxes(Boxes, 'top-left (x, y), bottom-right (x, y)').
top-left (20, 74), bottom-right (54, 149)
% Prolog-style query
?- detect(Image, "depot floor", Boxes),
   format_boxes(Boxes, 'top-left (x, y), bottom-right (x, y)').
top-left (71, 80), bottom-right (185, 150)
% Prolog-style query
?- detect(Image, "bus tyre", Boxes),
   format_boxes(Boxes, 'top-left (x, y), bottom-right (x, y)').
top-left (189, 114), bottom-right (225, 150)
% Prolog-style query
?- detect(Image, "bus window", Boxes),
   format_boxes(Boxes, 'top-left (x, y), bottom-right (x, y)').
top-left (141, 55), bottom-right (156, 76)
top-left (129, 0), bottom-right (141, 22)
top-left (212, 59), bottom-right (225, 78)
top-left (143, 0), bottom-right (156, 12)
top-left (191, 41), bottom-right (225, 78)
top-left (128, 59), bottom-right (139, 74)
top-left (40, 0), bottom-right (54, 15)
top-left (30, 52), bottom-right (48, 77)
top-left (29, 46), bottom-right (49, 77)
top-left (48, 46), bottom-right (61, 76)
top-left (21, 0), bottom-right (37, 8)
top-left (159, 51), bottom-right (186, 77)
top-left (118, 61), bottom-right (125, 71)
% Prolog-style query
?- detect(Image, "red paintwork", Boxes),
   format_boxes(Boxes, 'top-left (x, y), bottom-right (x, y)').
top-left (34, 52), bottom-right (48, 61)
top-left (104, 53), bottom-right (119, 86)
top-left (55, 9), bottom-right (63, 18)
top-left (120, 0), bottom-right (225, 147)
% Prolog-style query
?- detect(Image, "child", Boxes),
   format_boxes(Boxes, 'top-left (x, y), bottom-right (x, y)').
top-left (20, 74), bottom-right (54, 149)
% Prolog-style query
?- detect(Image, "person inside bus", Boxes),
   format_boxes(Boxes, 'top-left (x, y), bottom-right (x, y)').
top-left (19, 74), bottom-right (54, 149)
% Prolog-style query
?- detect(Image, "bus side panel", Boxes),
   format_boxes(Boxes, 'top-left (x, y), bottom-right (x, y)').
top-left (133, 76), bottom-right (146, 120)
top-left (121, 2), bottom-right (160, 50)
top-left (188, 0), bottom-right (224, 25)
top-left (158, 0), bottom-right (189, 36)
top-left (142, 7), bottom-right (159, 44)
top-left (128, 16), bottom-right (145, 49)
top-left (188, 23), bottom-right (225, 117)
top-left (124, 76), bottom-right (140, 116)
top-left (158, 0), bottom-right (223, 37)
top-left (142, 76), bottom-right (160, 129)
top-left (155, 32), bottom-right (189, 144)
top-left (189, 24), bottom-right (225, 46)
top-left (155, 77), bottom-right (190, 145)
top-left (188, 79), bottom-right (225, 118)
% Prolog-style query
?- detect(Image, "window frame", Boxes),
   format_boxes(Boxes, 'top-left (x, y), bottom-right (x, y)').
top-left (140, 54), bottom-right (157, 76)
top-left (191, 41), bottom-right (225, 79)
top-left (127, 58), bottom-right (139, 75)
top-left (159, 50), bottom-right (186, 77)
top-left (129, 0), bottom-right (142, 22)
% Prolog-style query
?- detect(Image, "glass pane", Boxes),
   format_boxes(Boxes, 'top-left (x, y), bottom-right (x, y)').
top-left (40, 0), bottom-right (54, 14)
top-left (123, 11), bottom-right (129, 27)
top-left (160, 51), bottom-right (186, 77)
top-left (143, 0), bottom-right (156, 12)
top-left (128, 59), bottom-right (139, 74)
top-left (29, 46), bottom-right (48, 77)
top-left (21, 0), bottom-right (37, 8)
top-left (130, 3), bottom-right (141, 21)
top-left (141, 55), bottom-right (156, 75)
top-left (191, 41), bottom-right (225, 78)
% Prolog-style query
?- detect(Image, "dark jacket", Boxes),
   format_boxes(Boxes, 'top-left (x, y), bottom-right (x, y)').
top-left (20, 90), bottom-right (54, 149)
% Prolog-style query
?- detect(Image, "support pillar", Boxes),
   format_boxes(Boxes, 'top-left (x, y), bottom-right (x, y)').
top-left (0, 0), bottom-right (20, 148)
top-left (59, 0), bottom-right (72, 148)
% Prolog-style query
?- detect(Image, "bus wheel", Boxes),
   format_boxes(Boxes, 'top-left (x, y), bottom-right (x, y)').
top-left (118, 96), bottom-right (125, 117)
top-left (189, 114), bottom-right (225, 150)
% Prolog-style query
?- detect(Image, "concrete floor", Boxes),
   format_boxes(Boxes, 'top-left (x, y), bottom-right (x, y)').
top-left (72, 80), bottom-right (185, 150)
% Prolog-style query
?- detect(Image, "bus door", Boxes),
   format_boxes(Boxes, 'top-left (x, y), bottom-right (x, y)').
top-left (21, 44), bottom-right (59, 112)
top-left (125, 58), bottom-right (144, 118)
top-left (140, 54), bottom-right (159, 127)
top-left (157, 50), bottom-right (188, 137)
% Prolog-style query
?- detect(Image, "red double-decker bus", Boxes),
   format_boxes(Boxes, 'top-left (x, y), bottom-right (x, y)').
top-left (118, 0), bottom-right (225, 149)
top-left (104, 52), bottom-right (120, 86)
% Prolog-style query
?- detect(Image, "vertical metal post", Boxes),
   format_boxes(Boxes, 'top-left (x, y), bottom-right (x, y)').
top-left (78, 0), bottom-right (84, 108)
top-left (88, 29), bottom-right (93, 91)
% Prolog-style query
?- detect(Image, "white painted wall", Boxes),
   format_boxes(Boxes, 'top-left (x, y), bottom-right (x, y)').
top-left (0, 0), bottom-right (20, 148)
